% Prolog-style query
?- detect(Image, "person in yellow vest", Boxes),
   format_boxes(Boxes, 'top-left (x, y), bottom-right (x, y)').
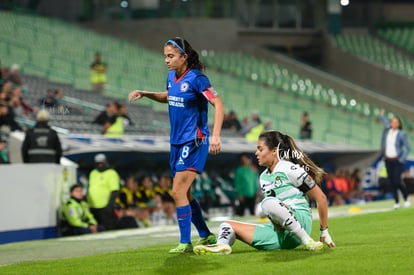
top-left (102, 101), bottom-right (124, 138)
top-left (243, 112), bottom-right (265, 142)
top-left (90, 52), bottom-right (107, 94)
top-left (87, 153), bottom-right (120, 230)
top-left (60, 183), bottom-right (105, 236)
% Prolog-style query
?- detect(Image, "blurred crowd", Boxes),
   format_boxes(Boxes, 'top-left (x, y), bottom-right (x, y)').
top-left (322, 168), bottom-right (366, 206)
top-left (222, 109), bottom-right (313, 142)
top-left (60, 153), bottom-right (178, 236)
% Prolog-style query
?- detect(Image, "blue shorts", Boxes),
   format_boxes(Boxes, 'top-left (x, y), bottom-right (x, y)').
top-left (170, 138), bottom-right (209, 178)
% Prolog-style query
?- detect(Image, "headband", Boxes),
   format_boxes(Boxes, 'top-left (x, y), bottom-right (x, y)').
top-left (165, 39), bottom-right (186, 55)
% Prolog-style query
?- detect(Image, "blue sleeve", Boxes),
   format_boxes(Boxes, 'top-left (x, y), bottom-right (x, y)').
top-left (194, 74), bottom-right (211, 94)
top-left (380, 115), bottom-right (389, 128)
top-left (400, 131), bottom-right (410, 163)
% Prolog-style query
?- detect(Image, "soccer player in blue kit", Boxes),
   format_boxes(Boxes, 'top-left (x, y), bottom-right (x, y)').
top-left (128, 37), bottom-right (225, 253)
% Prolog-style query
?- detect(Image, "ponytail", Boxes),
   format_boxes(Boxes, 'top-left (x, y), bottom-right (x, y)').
top-left (258, 130), bottom-right (326, 184)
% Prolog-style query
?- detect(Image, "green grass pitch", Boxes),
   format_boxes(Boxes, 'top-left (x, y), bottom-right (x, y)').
top-left (1, 200), bottom-right (413, 275)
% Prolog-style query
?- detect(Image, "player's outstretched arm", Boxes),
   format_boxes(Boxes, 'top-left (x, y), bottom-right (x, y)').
top-left (306, 185), bottom-right (336, 248)
top-left (128, 90), bottom-right (168, 103)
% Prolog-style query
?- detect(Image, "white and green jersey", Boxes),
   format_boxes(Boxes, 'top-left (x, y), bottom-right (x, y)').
top-left (259, 160), bottom-right (316, 211)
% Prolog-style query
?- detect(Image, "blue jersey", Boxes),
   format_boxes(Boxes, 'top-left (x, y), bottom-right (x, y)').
top-left (166, 69), bottom-right (218, 145)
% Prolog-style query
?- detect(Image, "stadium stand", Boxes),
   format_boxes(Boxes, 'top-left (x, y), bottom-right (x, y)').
top-left (19, 75), bottom-right (170, 135)
top-left (201, 51), bottom-right (414, 149)
top-left (332, 33), bottom-right (414, 78)
top-left (377, 27), bottom-right (414, 54)
top-left (2, 10), bottom-right (414, 150)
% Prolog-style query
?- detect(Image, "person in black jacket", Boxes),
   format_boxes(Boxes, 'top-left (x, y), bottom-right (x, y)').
top-left (92, 103), bottom-right (111, 125)
top-left (21, 110), bottom-right (62, 163)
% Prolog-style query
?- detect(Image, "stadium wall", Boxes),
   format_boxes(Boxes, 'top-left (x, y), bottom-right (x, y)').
top-left (81, 18), bottom-right (239, 52)
top-left (81, 18), bottom-right (323, 54)
top-left (0, 164), bottom-right (77, 244)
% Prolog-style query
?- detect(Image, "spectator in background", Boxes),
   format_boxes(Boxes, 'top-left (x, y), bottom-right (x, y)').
top-left (60, 183), bottom-right (105, 236)
top-left (349, 168), bottom-right (365, 203)
top-left (8, 85), bottom-right (36, 120)
top-left (120, 103), bottom-right (134, 128)
top-left (102, 101), bottom-right (124, 138)
top-left (39, 89), bottom-right (59, 108)
top-left (222, 110), bottom-right (241, 132)
top-left (0, 135), bottom-right (10, 164)
top-left (92, 103), bottom-right (111, 125)
top-left (233, 153), bottom-right (259, 216)
top-left (380, 109), bottom-right (410, 209)
top-left (87, 153), bottom-right (120, 230)
top-left (137, 175), bottom-right (164, 226)
top-left (299, 111), bottom-right (312, 140)
top-left (90, 52), bottom-right (107, 94)
top-left (241, 117), bottom-right (249, 131)
top-left (6, 64), bottom-right (23, 86)
top-left (0, 101), bottom-right (23, 132)
top-left (102, 102), bottom-right (124, 138)
top-left (21, 110), bottom-right (62, 163)
top-left (38, 88), bottom-right (73, 115)
top-left (0, 64), bottom-right (25, 100)
top-left (243, 112), bottom-right (264, 142)
top-left (264, 119), bottom-right (272, 131)
top-left (325, 169), bottom-right (349, 206)
top-left (116, 176), bottom-right (151, 228)
top-left (154, 173), bottom-right (177, 225)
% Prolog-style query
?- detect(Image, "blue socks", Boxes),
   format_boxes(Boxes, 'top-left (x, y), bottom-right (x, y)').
top-left (176, 200), bottom-right (211, 244)
top-left (190, 199), bottom-right (210, 238)
top-left (176, 204), bottom-right (192, 244)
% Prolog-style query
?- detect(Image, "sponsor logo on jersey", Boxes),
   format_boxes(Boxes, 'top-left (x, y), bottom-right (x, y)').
top-left (260, 181), bottom-right (274, 193)
top-left (168, 95), bottom-right (185, 108)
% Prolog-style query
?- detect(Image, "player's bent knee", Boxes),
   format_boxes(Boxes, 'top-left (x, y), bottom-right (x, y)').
top-left (260, 197), bottom-right (281, 216)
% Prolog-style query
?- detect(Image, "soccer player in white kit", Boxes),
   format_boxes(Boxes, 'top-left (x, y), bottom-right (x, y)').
top-left (194, 130), bottom-right (335, 254)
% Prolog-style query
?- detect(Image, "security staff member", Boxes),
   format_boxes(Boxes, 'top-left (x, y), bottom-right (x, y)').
top-left (90, 52), bottom-right (107, 93)
top-left (87, 153), bottom-right (120, 230)
top-left (60, 183), bottom-right (105, 236)
top-left (21, 110), bottom-right (62, 163)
